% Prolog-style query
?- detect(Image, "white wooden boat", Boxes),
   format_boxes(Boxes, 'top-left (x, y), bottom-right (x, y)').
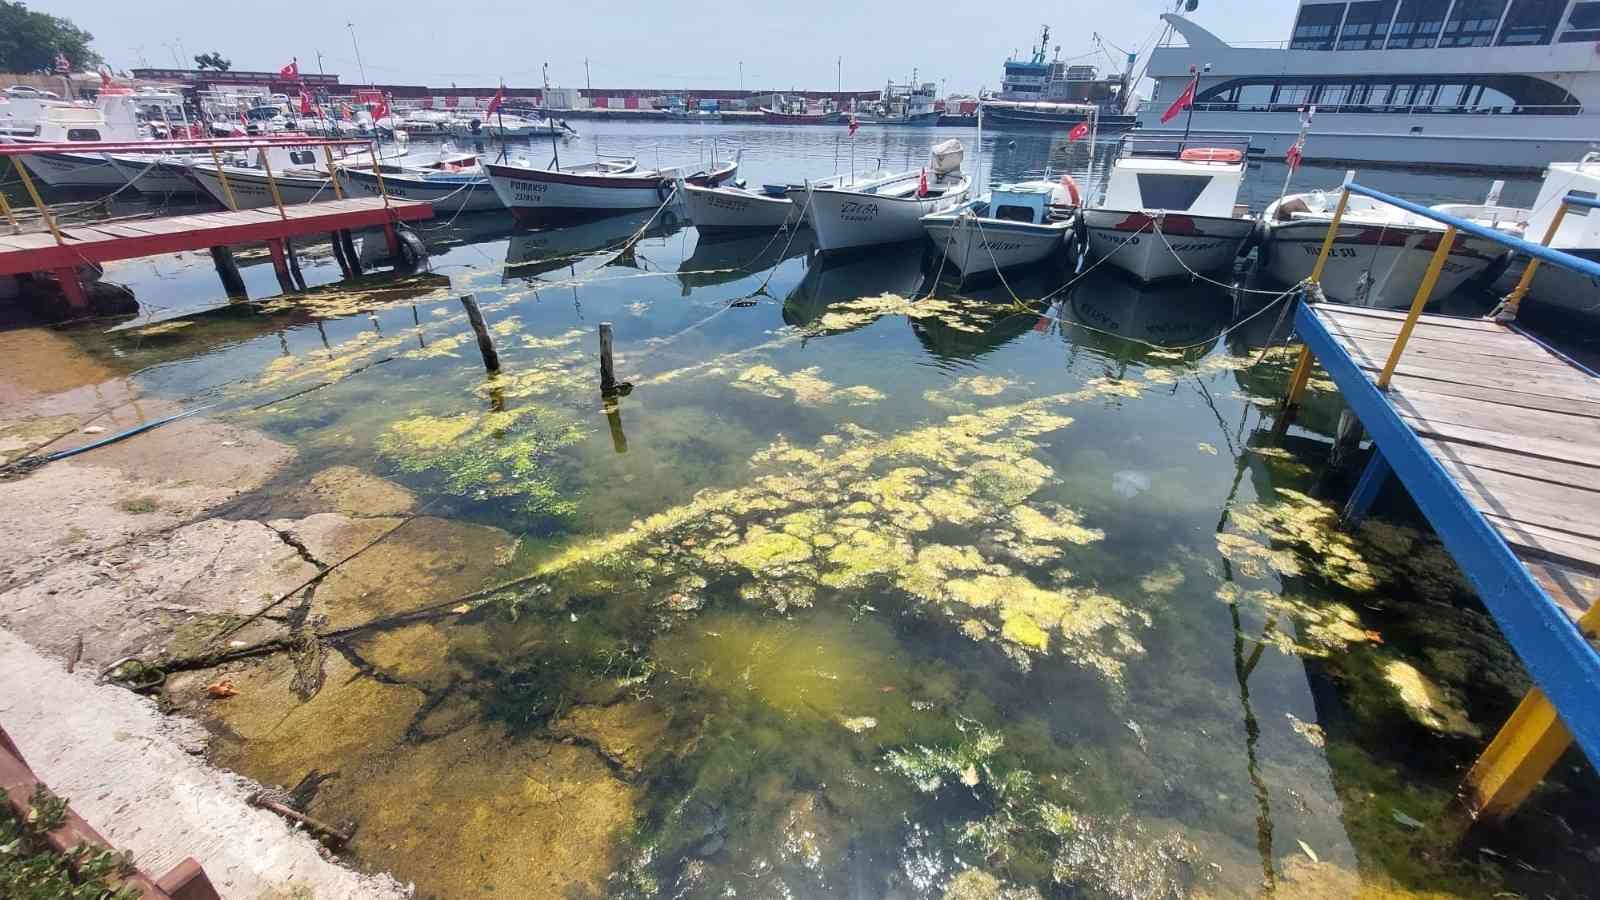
top-left (921, 180), bottom-right (1079, 276)
top-left (483, 157), bottom-right (736, 227)
top-left (336, 160), bottom-right (503, 214)
top-left (185, 144), bottom-right (438, 210)
top-left (1260, 185), bottom-right (1515, 308)
top-left (1081, 133), bottom-right (1256, 282)
top-left (1487, 157), bottom-right (1600, 317)
top-left (806, 139), bottom-right (972, 251)
top-left (449, 114), bottom-right (576, 139)
top-left (680, 182), bottom-right (799, 231)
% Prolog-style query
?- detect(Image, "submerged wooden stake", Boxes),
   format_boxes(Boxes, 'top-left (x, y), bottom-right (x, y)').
top-left (339, 230), bottom-right (363, 276)
top-left (599, 322), bottom-right (617, 395)
top-left (459, 293), bottom-right (500, 374)
top-left (328, 231), bottom-right (352, 279)
top-left (284, 236), bottom-right (308, 292)
top-left (210, 246), bottom-right (247, 298)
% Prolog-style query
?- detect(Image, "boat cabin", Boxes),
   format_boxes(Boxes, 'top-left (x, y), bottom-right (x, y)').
top-left (1100, 133), bottom-right (1249, 216)
top-left (1528, 154), bottom-right (1600, 247)
top-left (982, 183), bottom-right (1064, 224)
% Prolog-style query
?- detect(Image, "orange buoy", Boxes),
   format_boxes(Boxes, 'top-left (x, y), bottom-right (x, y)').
top-left (1178, 147), bottom-right (1244, 163)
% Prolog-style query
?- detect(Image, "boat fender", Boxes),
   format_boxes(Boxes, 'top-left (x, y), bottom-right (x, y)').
top-left (657, 180), bottom-right (673, 203)
top-left (1058, 174), bottom-right (1081, 207)
top-left (395, 225), bottom-right (427, 271)
top-left (1244, 218), bottom-right (1267, 260)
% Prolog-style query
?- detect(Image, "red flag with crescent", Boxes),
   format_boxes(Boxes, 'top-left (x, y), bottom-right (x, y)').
top-left (1067, 121), bottom-right (1089, 142)
top-left (1160, 76), bottom-right (1197, 124)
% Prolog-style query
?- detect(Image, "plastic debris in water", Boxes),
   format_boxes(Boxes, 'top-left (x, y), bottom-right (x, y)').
top-left (1112, 471), bottom-right (1151, 499)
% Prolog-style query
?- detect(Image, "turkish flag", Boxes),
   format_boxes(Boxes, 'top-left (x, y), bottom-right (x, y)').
top-left (280, 60), bottom-right (299, 80)
top-left (1160, 76), bottom-right (1197, 124)
top-left (1285, 140), bottom-right (1303, 172)
top-left (847, 116), bottom-right (859, 136)
top-left (299, 91), bottom-right (314, 115)
top-left (371, 97), bottom-right (389, 121)
top-left (1067, 121), bottom-right (1089, 142)
top-left (486, 86), bottom-right (506, 116)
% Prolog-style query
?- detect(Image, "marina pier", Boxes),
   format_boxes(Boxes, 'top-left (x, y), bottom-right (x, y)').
top-left (0, 137), bottom-right (432, 313)
top-left (1283, 182), bottom-right (1600, 822)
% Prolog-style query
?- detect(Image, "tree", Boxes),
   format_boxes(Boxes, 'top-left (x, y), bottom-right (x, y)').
top-left (0, 1), bottom-right (100, 73)
top-left (193, 52), bottom-right (232, 72)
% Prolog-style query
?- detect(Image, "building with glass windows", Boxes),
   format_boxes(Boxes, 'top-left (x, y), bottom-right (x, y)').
top-left (1139, 0), bottom-right (1600, 171)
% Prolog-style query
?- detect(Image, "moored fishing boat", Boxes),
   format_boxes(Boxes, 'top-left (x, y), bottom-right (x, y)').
top-left (680, 182), bottom-right (799, 231)
top-left (1080, 132), bottom-right (1255, 282)
top-left (337, 166), bottom-right (504, 214)
top-left (1259, 182), bottom-right (1517, 308)
top-left (921, 179), bottom-right (1080, 277)
top-left (483, 156), bottom-right (736, 227)
top-left (1485, 156), bottom-right (1600, 317)
top-left (806, 139), bottom-right (971, 251)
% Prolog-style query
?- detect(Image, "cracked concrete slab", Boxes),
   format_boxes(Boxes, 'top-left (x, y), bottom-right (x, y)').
top-left (0, 629), bottom-right (410, 900)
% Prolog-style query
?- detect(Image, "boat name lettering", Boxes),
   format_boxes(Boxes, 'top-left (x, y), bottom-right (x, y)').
top-left (1304, 246), bottom-right (1359, 258)
top-left (980, 240), bottom-right (1024, 251)
top-left (839, 200), bottom-right (879, 221)
top-left (708, 196), bottom-right (749, 211)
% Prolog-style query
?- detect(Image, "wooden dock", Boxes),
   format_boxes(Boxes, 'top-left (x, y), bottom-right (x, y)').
top-left (1291, 300), bottom-right (1600, 820)
top-left (0, 198), bottom-right (432, 276)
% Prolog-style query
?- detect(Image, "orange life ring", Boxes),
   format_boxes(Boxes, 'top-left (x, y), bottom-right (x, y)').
top-left (1058, 174), bottom-right (1081, 207)
top-left (1178, 147), bottom-right (1243, 163)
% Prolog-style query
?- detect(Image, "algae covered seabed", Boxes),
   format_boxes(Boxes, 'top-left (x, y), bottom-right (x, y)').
top-left (23, 135), bottom-right (1600, 898)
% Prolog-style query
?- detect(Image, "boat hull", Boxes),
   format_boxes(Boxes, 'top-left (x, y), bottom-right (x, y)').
top-left (484, 161), bottom-right (736, 227)
top-left (1081, 209), bottom-right (1254, 282)
top-left (1261, 218), bottom-right (1504, 308)
top-left (337, 168), bottom-right (504, 213)
top-left (681, 185), bottom-right (798, 230)
top-left (808, 178), bottom-right (973, 251)
top-left (188, 165), bottom-right (335, 209)
top-left (760, 109), bottom-right (843, 125)
top-left (108, 155), bottom-right (203, 194)
top-left (923, 212), bottom-right (1073, 275)
top-left (17, 151), bottom-right (126, 189)
top-left (1498, 248), bottom-right (1600, 317)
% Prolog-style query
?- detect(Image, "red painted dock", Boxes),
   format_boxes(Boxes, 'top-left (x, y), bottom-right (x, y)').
top-left (0, 198), bottom-right (433, 276)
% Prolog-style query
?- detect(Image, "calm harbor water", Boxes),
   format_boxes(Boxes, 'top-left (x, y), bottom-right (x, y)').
top-left (24, 122), bottom-right (1600, 897)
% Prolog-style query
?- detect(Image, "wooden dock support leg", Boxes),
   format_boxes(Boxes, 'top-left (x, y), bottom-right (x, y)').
top-left (1342, 449), bottom-right (1390, 524)
top-left (284, 237), bottom-right (308, 292)
top-left (339, 230), bottom-right (363, 276)
top-left (459, 294), bottom-right (500, 374)
top-left (599, 322), bottom-right (617, 395)
top-left (384, 222), bottom-right (400, 259)
top-left (210, 246), bottom-right (247, 299)
top-left (266, 240), bottom-right (296, 293)
top-left (328, 232), bottom-right (353, 279)
top-left (52, 267), bottom-right (89, 313)
top-left (1463, 605), bottom-right (1600, 824)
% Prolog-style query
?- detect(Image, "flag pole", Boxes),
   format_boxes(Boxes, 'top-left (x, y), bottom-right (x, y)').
top-left (1276, 105), bottom-right (1314, 207)
top-left (1179, 69), bottom-right (1198, 151)
top-left (496, 80), bottom-right (508, 163)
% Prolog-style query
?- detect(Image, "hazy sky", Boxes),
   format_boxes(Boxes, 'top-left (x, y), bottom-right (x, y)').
top-left (51, 0), bottom-right (1296, 92)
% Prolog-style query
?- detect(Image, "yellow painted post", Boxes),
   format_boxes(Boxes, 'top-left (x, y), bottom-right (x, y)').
top-left (321, 145), bottom-right (344, 200)
top-left (1377, 225), bottom-right (1456, 389)
top-left (1308, 187), bottom-right (1351, 286)
top-left (258, 148), bottom-right (288, 220)
top-left (0, 186), bottom-right (19, 233)
top-left (1464, 605), bottom-right (1600, 822)
top-left (207, 147), bottom-right (238, 211)
top-left (368, 141), bottom-right (392, 208)
top-left (1501, 202), bottom-right (1568, 316)
top-left (1284, 345), bottom-right (1316, 406)
top-left (11, 158), bottom-right (62, 244)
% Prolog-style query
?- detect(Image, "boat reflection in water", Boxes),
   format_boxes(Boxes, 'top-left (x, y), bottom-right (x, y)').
top-left (781, 246), bottom-right (928, 330)
top-left (676, 228), bottom-right (816, 293)
top-left (502, 209), bottom-right (688, 283)
top-left (1058, 268), bottom-right (1236, 359)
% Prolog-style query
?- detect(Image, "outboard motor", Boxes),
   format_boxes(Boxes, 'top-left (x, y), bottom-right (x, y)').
top-left (927, 139), bottom-right (964, 183)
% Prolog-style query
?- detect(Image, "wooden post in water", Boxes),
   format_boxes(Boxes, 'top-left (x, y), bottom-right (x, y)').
top-left (328, 232), bottom-right (353, 279)
top-left (284, 237), bottom-right (308, 291)
top-left (604, 398), bottom-right (628, 453)
top-left (210, 246), bottom-right (247, 298)
top-left (599, 322), bottom-right (617, 395)
top-left (266, 239), bottom-right (296, 293)
top-left (459, 293), bottom-right (500, 374)
top-left (339, 230), bottom-right (363, 276)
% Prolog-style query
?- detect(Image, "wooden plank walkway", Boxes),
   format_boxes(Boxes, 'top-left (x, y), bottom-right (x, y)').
top-left (1296, 301), bottom-right (1600, 768)
top-left (0, 198), bottom-right (433, 277)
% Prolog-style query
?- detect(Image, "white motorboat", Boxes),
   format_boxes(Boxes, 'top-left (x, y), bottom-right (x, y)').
top-left (1080, 133), bottom-right (1256, 282)
top-left (483, 156), bottom-right (735, 227)
top-left (337, 165), bottom-right (504, 214)
top-left (9, 89), bottom-right (192, 190)
top-left (186, 143), bottom-right (440, 210)
top-left (1488, 156), bottom-right (1600, 317)
top-left (450, 114), bottom-right (576, 140)
top-left (805, 139), bottom-right (972, 251)
top-left (921, 180), bottom-right (1079, 277)
top-left (1259, 182), bottom-right (1516, 308)
top-left (680, 181), bottom-right (799, 231)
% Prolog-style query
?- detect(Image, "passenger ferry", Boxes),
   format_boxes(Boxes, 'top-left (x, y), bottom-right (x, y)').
top-left (1139, 0), bottom-right (1600, 172)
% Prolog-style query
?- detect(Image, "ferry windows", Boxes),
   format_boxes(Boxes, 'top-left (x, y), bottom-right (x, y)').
top-left (1236, 83), bottom-right (1274, 110)
top-left (1314, 84), bottom-right (1354, 105)
top-left (1291, 2), bottom-right (1346, 49)
top-left (1497, 0), bottom-right (1562, 44)
top-left (1190, 75), bottom-right (1575, 114)
top-left (1338, 0), bottom-right (1398, 48)
top-left (1387, 0), bottom-right (1451, 47)
top-left (1272, 84), bottom-right (1314, 108)
top-left (1440, 0), bottom-right (1507, 46)
top-left (1559, 1), bottom-right (1600, 40)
